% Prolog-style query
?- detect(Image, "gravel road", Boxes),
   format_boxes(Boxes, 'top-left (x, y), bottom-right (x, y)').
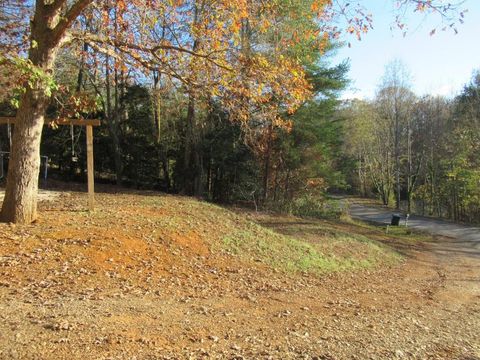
top-left (349, 202), bottom-right (480, 257)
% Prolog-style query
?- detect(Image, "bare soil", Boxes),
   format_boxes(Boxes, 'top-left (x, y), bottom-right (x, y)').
top-left (0, 191), bottom-right (478, 359)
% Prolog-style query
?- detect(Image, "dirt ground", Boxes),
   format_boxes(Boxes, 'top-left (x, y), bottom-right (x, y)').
top-left (0, 191), bottom-right (478, 359)
top-left (0, 189), bottom-right (63, 202)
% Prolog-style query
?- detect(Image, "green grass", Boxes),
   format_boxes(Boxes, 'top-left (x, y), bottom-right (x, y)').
top-left (222, 225), bottom-right (342, 273)
top-left (219, 217), bottom-right (402, 274)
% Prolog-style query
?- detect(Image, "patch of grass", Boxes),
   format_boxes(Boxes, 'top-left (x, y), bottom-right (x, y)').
top-left (219, 218), bottom-right (401, 274)
top-left (222, 228), bottom-right (341, 273)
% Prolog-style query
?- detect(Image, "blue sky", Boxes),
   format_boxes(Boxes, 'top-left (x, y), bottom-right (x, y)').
top-left (331, 0), bottom-right (480, 100)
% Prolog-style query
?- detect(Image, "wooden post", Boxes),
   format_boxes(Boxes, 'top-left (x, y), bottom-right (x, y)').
top-left (86, 125), bottom-right (95, 211)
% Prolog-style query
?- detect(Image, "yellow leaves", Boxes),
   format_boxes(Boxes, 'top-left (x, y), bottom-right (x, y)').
top-left (86, 0), bottom-right (316, 135)
top-left (102, 8), bottom-right (110, 25)
top-left (256, 55), bottom-right (269, 68)
top-left (317, 31), bottom-right (330, 53)
top-left (257, 84), bottom-right (265, 97)
top-left (166, 0), bottom-right (184, 6)
top-left (238, 6), bottom-right (249, 20)
top-left (284, 119), bottom-right (294, 132)
top-left (217, 55), bottom-right (310, 131)
top-left (229, 20), bottom-right (242, 34)
top-left (210, 86), bottom-right (220, 98)
top-left (231, 0), bottom-right (249, 19)
top-left (259, 18), bottom-right (271, 33)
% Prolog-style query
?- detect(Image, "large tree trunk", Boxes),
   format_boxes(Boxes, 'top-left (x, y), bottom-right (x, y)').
top-left (0, 2), bottom-right (62, 223)
top-left (0, 89), bottom-right (48, 223)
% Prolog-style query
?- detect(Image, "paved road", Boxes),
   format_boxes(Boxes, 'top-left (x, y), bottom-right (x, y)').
top-left (349, 202), bottom-right (480, 257)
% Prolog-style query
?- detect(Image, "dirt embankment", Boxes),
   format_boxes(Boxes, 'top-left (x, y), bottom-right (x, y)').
top-left (0, 191), bottom-right (479, 359)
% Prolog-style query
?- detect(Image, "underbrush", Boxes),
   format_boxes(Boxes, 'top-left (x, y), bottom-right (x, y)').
top-left (273, 196), bottom-right (349, 220)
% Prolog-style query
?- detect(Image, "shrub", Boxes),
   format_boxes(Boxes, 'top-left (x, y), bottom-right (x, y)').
top-left (290, 196), bottom-right (345, 219)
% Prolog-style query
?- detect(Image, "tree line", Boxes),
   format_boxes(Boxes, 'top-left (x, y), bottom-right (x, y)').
top-left (342, 61), bottom-right (480, 223)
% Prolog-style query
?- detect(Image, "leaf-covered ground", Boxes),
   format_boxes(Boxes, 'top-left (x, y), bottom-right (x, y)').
top-left (0, 190), bottom-right (479, 359)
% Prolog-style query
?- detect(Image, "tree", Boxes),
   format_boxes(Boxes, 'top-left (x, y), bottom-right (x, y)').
top-left (0, 1), bottom-right (93, 223)
top-left (342, 72), bottom-right (480, 223)
top-left (376, 60), bottom-right (415, 209)
top-left (445, 72), bottom-right (480, 222)
top-left (343, 100), bottom-right (395, 205)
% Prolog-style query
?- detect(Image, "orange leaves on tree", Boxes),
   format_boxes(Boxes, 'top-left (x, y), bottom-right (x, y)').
top-left (311, 0), bottom-right (332, 16)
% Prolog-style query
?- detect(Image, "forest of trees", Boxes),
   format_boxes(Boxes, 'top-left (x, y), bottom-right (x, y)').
top-left (1, 48), bottom-right (349, 215)
top-left (343, 62), bottom-right (480, 223)
top-left (0, 0), bottom-right (470, 224)
top-left (0, 0), bottom-right (354, 221)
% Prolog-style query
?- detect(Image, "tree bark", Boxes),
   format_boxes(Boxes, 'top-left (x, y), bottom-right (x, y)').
top-left (394, 106), bottom-right (401, 210)
top-left (0, 2), bottom-right (62, 223)
top-left (105, 55), bottom-right (123, 185)
top-left (0, 89), bottom-right (49, 223)
top-left (262, 124), bottom-right (273, 204)
top-left (183, 93), bottom-right (195, 194)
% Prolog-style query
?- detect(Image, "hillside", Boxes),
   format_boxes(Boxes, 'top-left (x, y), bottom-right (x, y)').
top-left (0, 191), bottom-right (478, 359)
top-left (0, 191), bottom-right (402, 298)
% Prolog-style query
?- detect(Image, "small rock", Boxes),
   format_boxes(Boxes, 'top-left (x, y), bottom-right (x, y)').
top-left (59, 321), bottom-right (70, 331)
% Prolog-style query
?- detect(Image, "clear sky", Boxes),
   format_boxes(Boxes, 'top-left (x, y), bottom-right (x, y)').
top-left (331, 0), bottom-right (480, 100)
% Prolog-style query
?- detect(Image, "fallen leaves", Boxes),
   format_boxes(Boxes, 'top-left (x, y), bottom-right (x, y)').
top-left (0, 191), bottom-right (478, 359)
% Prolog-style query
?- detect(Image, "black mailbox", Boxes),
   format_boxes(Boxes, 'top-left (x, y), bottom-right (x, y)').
top-left (391, 214), bottom-right (401, 226)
